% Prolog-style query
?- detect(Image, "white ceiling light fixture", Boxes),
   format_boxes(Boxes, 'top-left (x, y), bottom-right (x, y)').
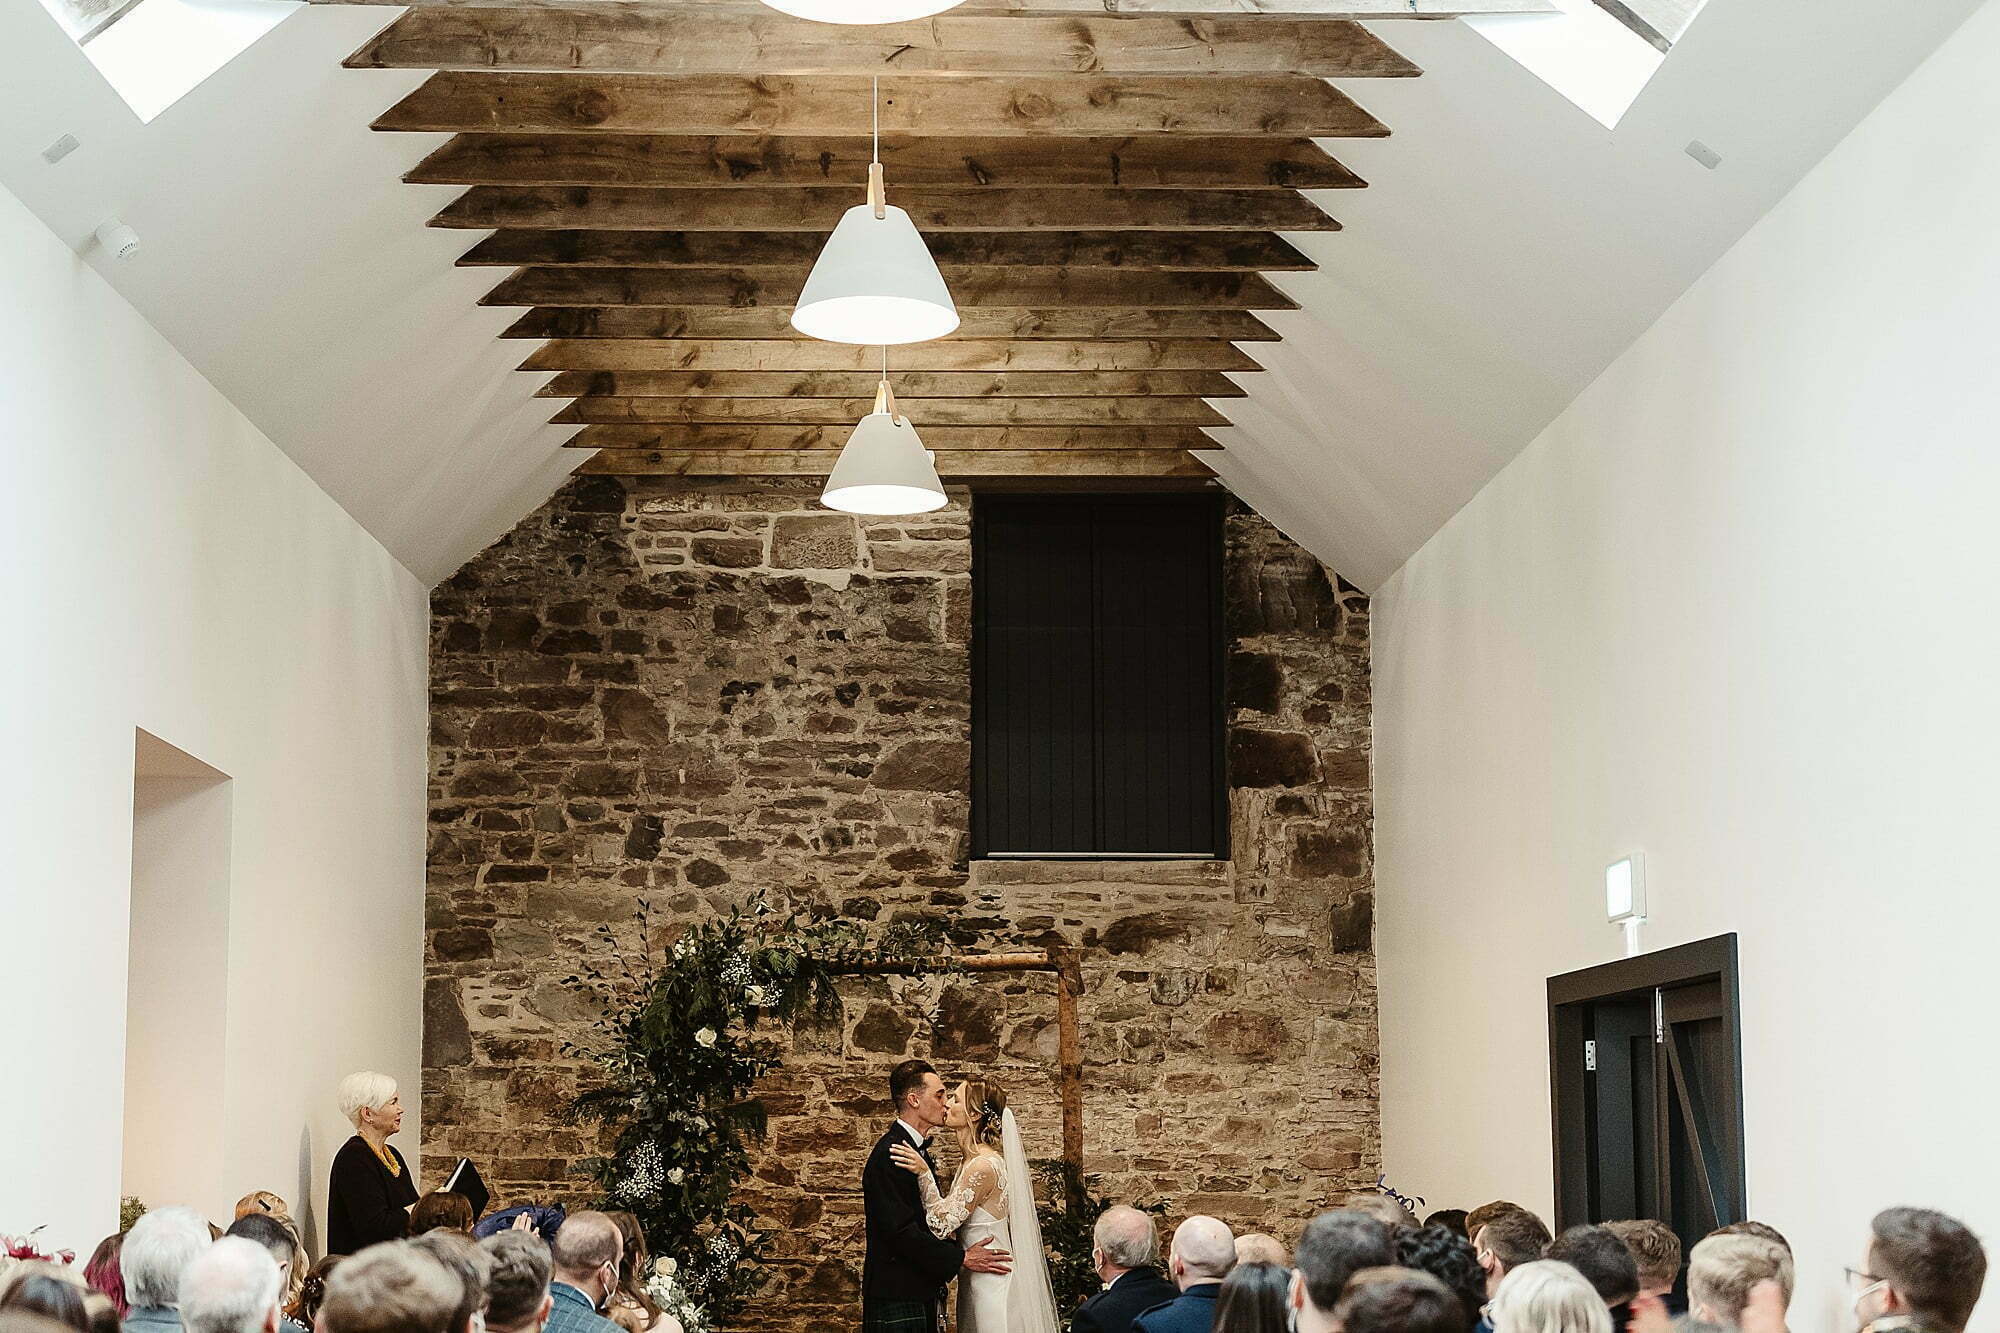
top-left (822, 352), bottom-right (948, 516)
top-left (761, 0), bottom-right (968, 22)
top-left (792, 78), bottom-right (958, 346)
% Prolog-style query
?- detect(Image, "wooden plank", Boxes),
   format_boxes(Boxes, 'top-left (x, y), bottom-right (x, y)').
top-left (563, 424), bottom-right (1217, 450)
top-left (574, 449), bottom-right (1218, 478)
top-left (347, 11), bottom-right (1419, 77)
top-left (460, 229), bottom-right (1317, 272)
top-left (433, 185), bottom-right (1337, 231)
top-left (506, 307), bottom-right (1281, 340)
top-left (552, 396), bottom-right (1232, 425)
top-left (522, 339), bottom-right (1262, 371)
top-left (410, 134), bottom-right (1364, 191)
top-left (532, 370), bottom-right (1247, 398)
top-left (482, 267), bottom-right (1295, 309)
top-left (320, 0), bottom-right (1549, 17)
top-left (373, 73), bottom-right (1388, 138)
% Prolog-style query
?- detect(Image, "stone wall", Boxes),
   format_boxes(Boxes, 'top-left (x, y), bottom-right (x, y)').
top-left (424, 477), bottom-right (1377, 1331)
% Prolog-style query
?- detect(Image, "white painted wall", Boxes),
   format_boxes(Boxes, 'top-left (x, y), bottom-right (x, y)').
top-left (1373, 2), bottom-right (2000, 1329)
top-left (0, 180), bottom-right (429, 1257)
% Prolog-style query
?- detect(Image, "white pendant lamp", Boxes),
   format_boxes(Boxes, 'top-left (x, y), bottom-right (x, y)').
top-left (761, 1), bottom-right (968, 22)
top-left (822, 363), bottom-right (948, 516)
top-left (792, 79), bottom-right (958, 346)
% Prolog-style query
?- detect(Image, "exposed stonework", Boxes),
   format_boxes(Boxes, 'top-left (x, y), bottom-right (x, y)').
top-left (425, 478), bottom-right (1376, 1331)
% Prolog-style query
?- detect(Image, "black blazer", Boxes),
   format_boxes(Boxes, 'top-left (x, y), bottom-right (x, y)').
top-left (327, 1135), bottom-right (418, 1255)
top-left (860, 1124), bottom-right (963, 1313)
top-left (1072, 1266), bottom-right (1181, 1333)
top-left (1131, 1282), bottom-right (1222, 1333)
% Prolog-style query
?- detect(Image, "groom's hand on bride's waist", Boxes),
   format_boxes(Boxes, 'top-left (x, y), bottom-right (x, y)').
top-left (963, 1239), bottom-right (1013, 1276)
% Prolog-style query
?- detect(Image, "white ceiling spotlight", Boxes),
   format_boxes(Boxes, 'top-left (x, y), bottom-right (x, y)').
top-left (94, 219), bottom-right (141, 261)
top-left (760, 0), bottom-right (968, 22)
top-left (791, 78), bottom-right (958, 346)
top-left (822, 351), bottom-right (948, 516)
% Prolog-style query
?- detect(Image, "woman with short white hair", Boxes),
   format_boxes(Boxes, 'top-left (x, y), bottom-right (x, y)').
top-left (326, 1071), bottom-right (419, 1256)
top-left (1488, 1260), bottom-right (1613, 1333)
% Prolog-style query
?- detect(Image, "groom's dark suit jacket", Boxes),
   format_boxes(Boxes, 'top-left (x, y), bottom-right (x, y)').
top-left (861, 1123), bottom-right (964, 1317)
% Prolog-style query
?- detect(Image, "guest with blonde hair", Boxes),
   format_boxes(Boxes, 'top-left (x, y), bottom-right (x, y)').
top-left (1687, 1235), bottom-right (1792, 1331)
top-left (1487, 1261), bottom-right (1612, 1333)
top-left (328, 1071), bottom-right (420, 1255)
top-left (229, 1199), bottom-right (286, 1226)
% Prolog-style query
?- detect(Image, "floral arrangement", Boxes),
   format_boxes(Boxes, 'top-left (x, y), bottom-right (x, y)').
top-left (562, 898), bottom-right (950, 1325)
top-left (642, 1256), bottom-right (709, 1333)
top-left (4, 1228), bottom-right (76, 1265)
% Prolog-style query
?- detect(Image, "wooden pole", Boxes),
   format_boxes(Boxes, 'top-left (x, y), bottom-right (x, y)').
top-left (1054, 945), bottom-right (1085, 1205)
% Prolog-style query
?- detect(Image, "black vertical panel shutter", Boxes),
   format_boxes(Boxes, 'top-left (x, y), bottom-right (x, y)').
top-left (972, 496), bottom-right (1225, 858)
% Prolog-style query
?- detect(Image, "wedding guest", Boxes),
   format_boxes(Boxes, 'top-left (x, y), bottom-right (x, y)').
top-left (284, 1259), bottom-right (338, 1333)
top-left (1072, 1207), bottom-right (1176, 1333)
top-left (408, 1233), bottom-right (490, 1333)
top-left (1710, 1221), bottom-right (1791, 1256)
top-left (410, 1195), bottom-right (476, 1239)
top-left (1604, 1220), bottom-right (1683, 1315)
top-left (121, 1207), bottom-right (213, 1333)
top-left (1487, 1261), bottom-right (1611, 1333)
top-left (600, 1213), bottom-right (674, 1333)
top-left (178, 1239), bottom-right (281, 1333)
top-left (229, 1199), bottom-right (287, 1226)
top-left (1395, 1224), bottom-right (1484, 1331)
top-left (328, 1071), bottom-right (419, 1255)
top-left (1233, 1236), bottom-right (1288, 1269)
top-left (1466, 1203), bottom-right (1529, 1239)
top-left (0, 1273), bottom-right (90, 1333)
top-left (220, 1217), bottom-right (305, 1333)
top-left (1210, 1263), bottom-right (1289, 1333)
top-left (317, 1244), bottom-right (461, 1333)
top-left (1686, 1234), bottom-right (1791, 1330)
top-left (1473, 1209), bottom-right (1553, 1301)
top-left (1341, 1194), bottom-right (1413, 1232)
top-left (83, 1295), bottom-right (120, 1333)
top-left (83, 1237), bottom-right (128, 1320)
top-left (1427, 1211), bottom-right (1472, 1240)
top-left (1851, 1206), bottom-right (1987, 1333)
top-left (1544, 1226), bottom-right (1638, 1325)
top-left (1287, 1211), bottom-right (1396, 1333)
top-left (545, 1215), bottom-right (625, 1333)
top-left (478, 1232), bottom-right (552, 1333)
top-left (1132, 1217), bottom-right (1235, 1333)
top-left (1334, 1269), bottom-right (1463, 1333)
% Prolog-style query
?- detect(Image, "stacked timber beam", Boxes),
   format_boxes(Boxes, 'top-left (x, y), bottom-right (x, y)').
top-left (329, 0), bottom-right (1546, 481)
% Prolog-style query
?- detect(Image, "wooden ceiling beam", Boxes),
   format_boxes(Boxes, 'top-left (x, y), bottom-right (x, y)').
top-left (481, 266), bottom-right (1294, 310)
top-left (433, 186), bottom-right (1336, 232)
top-left (373, 73), bottom-right (1387, 138)
top-left (506, 307), bottom-right (1281, 341)
top-left (320, 0), bottom-right (1547, 18)
top-left (522, 339), bottom-right (1262, 371)
top-left (553, 396), bottom-right (1230, 425)
top-left (532, 370), bottom-right (1248, 398)
top-left (409, 134), bottom-right (1363, 191)
top-left (347, 11), bottom-right (1418, 77)
top-left (574, 449), bottom-right (1217, 479)
top-left (562, 424), bottom-right (1217, 450)
top-left (460, 229), bottom-right (1316, 272)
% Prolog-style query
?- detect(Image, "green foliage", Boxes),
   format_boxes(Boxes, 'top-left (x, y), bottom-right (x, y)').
top-left (561, 899), bottom-right (950, 1324)
top-left (1033, 1162), bottom-right (1168, 1330)
top-left (119, 1198), bottom-right (147, 1234)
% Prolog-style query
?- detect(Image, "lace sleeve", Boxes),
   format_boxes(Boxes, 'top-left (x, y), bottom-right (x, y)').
top-left (916, 1167), bottom-right (976, 1239)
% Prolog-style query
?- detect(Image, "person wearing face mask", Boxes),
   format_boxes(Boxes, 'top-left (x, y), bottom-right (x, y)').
top-left (543, 1214), bottom-right (627, 1333)
top-left (1849, 1207), bottom-right (1987, 1333)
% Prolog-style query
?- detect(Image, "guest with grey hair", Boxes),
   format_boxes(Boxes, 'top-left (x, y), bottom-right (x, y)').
top-left (121, 1207), bottom-right (213, 1333)
top-left (1133, 1217), bottom-right (1235, 1333)
top-left (328, 1070), bottom-right (421, 1255)
top-left (178, 1240), bottom-right (281, 1333)
top-left (1074, 1208), bottom-right (1177, 1333)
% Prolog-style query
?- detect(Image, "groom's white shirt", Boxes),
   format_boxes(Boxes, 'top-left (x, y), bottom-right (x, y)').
top-left (895, 1117), bottom-right (930, 1148)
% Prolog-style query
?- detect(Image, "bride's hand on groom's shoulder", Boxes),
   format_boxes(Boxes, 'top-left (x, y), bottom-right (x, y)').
top-left (888, 1142), bottom-right (930, 1177)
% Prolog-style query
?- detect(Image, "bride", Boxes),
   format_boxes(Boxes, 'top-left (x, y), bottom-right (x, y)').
top-left (888, 1077), bottom-right (1060, 1333)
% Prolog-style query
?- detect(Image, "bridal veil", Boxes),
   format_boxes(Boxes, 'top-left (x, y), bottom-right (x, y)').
top-left (999, 1109), bottom-right (1060, 1333)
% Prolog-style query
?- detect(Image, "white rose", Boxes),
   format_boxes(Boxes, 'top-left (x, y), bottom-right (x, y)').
top-left (652, 1257), bottom-right (677, 1278)
top-left (744, 986), bottom-right (767, 1006)
top-left (694, 1027), bottom-right (717, 1047)
top-left (666, 1167), bottom-right (685, 1186)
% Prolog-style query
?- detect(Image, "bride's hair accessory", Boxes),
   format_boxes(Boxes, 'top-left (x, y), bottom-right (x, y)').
top-left (959, 1077), bottom-right (1008, 1147)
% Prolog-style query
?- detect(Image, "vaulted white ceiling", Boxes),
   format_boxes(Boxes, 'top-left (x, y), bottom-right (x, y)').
top-left (0, 0), bottom-right (1982, 588)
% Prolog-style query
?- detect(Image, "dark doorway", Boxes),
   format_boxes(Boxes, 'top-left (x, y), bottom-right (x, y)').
top-left (1549, 935), bottom-right (1746, 1285)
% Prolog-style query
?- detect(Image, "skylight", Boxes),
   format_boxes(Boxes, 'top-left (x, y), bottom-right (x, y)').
top-left (34, 0), bottom-right (300, 123)
top-left (1468, 0), bottom-right (1712, 129)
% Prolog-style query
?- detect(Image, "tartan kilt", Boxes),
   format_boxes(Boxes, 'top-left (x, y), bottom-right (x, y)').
top-left (861, 1298), bottom-right (941, 1333)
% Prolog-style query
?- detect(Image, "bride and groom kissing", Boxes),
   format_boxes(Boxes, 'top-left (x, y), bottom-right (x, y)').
top-left (861, 1058), bottom-right (1061, 1333)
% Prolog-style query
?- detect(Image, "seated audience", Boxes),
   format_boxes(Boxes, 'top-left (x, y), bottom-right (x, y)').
top-left (220, 1218), bottom-right (304, 1333)
top-left (329, 1071), bottom-right (420, 1256)
top-left (229, 1199), bottom-right (287, 1226)
top-left (478, 1232), bottom-right (553, 1333)
top-left (410, 1196), bottom-right (476, 1240)
top-left (178, 1239), bottom-right (281, 1333)
top-left (1604, 1220), bottom-right (1683, 1316)
top-left (546, 1214), bottom-right (627, 1333)
top-left (1488, 1261), bottom-right (1611, 1333)
top-left (284, 1260), bottom-right (337, 1333)
top-left (407, 1234), bottom-right (490, 1333)
top-left (1395, 1225), bottom-right (1484, 1332)
top-left (317, 1244), bottom-right (461, 1333)
top-left (122, 1207), bottom-right (213, 1333)
top-left (1210, 1263), bottom-right (1289, 1333)
top-left (1851, 1206), bottom-right (1987, 1333)
top-left (1544, 1225), bottom-right (1638, 1326)
top-left (1233, 1236), bottom-right (1288, 1270)
top-left (600, 1212), bottom-right (673, 1333)
top-left (1073, 1207), bottom-right (1177, 1333)
top-left (1133, 1217), bottom-right (1236, 1333)
top-left (0, 1269), bottom-right (91, 1333)
top-left (1334, 1268), bottom-right (1463, 1333)
top-left (83, 1237), bottom-right (127, 1320)
top-left (1686, 1234), bottom-right (1791, 1331)
top-left (1288, 1211), bottom-right (1397, 1333)
top-left (1341, 1195), bottom-right (1414, 1232)
top-left (1473, 1208), bottom-right (1553, 1325)
top-left (1426, 1211), bottom-right (1471, 1240)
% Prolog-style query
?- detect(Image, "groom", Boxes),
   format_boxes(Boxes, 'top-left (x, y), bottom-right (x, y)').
top-left (862, 1058), bottom-right (1012, 1332)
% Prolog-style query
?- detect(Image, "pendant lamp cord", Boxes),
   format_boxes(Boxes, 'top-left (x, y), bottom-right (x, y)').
top-left (873, 76), bottom-right (880, 164)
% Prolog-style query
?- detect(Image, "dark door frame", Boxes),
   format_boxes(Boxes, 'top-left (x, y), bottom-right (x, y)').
top-left (1547, 933), bottom-right (1745, 1233)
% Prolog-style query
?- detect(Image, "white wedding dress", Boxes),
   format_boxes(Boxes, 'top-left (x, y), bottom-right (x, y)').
top-left (914, 1111), bottom-right (1059, 1333)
